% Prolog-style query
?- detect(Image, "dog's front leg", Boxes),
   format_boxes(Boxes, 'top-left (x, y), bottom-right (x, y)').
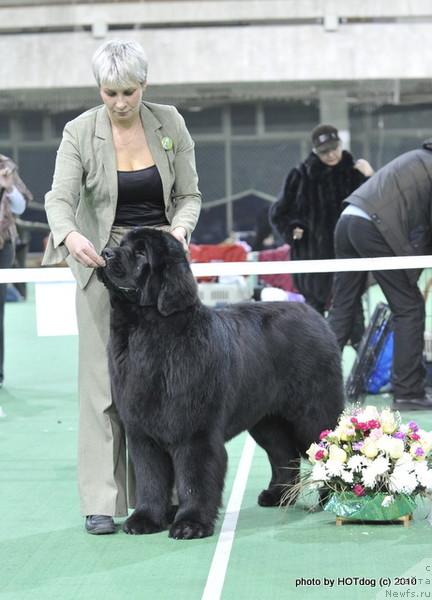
top-left (123, 433), bottom-right (174, 535)
top-left (169, 432), bottom-right (227, 540)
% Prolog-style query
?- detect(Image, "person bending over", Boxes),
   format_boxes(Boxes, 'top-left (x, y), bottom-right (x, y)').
top-left (327, 139), bottom-right (432, 411)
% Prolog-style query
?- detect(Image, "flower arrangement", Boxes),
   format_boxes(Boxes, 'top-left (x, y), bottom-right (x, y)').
top-left (300, 405), bottom-right (432, 519)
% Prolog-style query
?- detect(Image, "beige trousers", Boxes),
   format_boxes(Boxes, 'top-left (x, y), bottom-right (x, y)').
top-left (75, 224), bottom-right (172, 517)
top-left (76, 226), bottom-right (134, 517)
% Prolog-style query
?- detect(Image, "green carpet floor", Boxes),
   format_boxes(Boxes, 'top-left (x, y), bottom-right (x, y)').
top-left (1, 285), bottom-right (432, 600)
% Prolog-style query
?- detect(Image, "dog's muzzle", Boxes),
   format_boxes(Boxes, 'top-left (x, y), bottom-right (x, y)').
top-left (99, 248), bottom-right (140, 303)
top-left (102, 247), bottom-right (116, 262)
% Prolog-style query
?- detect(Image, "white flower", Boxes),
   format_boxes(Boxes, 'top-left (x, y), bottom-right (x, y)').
top-left (377, 436), bottom-right (405, 459)
top-left (381, 495), bottom-right (395, 507)
top-left (395, 453), bottom-right (413, 468)
top-left (389, 468), bottom-right (418, 494)
top-left (357, 405), bottom-right (379, 422)
top-left (414, 463), bottom-right (432, 491)
top-left (340, 468), bottom-right (354, 483)
top-left (311, 462), bottom-right (328, 483)
top-left (326, 460), bottom-right (345, 478)
top-left (376, 435), bottom-right (394, 453)
top-left (371, 455), bottom-right (390, 476)
top-left (362, 466), bottom-right (378, 489)
top-left (359, 455), bottom-right (390, 490)
top-left (306, 443), bottom-right (322, 463)
top-left (347, 455), bottom-right (369, 472)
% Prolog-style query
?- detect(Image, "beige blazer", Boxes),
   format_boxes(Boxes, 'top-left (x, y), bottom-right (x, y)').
top-left (42, 101), bottom-right (202, 289)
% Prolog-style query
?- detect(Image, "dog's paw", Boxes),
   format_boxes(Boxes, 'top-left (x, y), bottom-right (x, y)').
top-left (257, 489), bottom-right (283, 507)
top-left (169, 519), bottom-right (214, 540)
top-left (122, 511), bottom-right (166, 535)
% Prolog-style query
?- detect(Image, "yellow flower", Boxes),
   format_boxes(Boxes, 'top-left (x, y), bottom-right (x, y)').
top-left (388, 438), bottom-right (405, 460)
top-left (334, 416), bottom-right (356, 441)
top-left (419, 430), bottom-right (432, 454)
top-left (328, 444), bottom-right (347, 463)
top-left (380, 409), bottom-right (397, 434)
top-left (361, 438), bottom-right (379, 459)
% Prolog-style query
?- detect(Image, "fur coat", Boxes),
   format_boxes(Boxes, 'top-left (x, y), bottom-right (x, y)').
top-left (270, 150), bottom-right (368, 310)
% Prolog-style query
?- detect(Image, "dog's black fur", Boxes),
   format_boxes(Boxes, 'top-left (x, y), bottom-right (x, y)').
top-left (98, 228), bottom-right (344, 539)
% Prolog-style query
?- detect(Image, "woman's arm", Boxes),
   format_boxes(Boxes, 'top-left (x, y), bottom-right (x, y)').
top-left (45, 122), bottom-right (104, 267)
top-left (0, 159), bottom-right (32, 214)
top-left (270, 167), bottom-right (304, 244)
top-left (169, 110), bottom-right (202, 241)
top-left (44, 122), bottom-right (84, 250)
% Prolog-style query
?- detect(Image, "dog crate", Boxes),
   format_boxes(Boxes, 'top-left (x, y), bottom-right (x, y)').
top-left (198, 280), bottom-right (252, 307)
top-left (424, 331), bottom-right (432, 388)
top-left (424, 331), bottom-right (432, 362)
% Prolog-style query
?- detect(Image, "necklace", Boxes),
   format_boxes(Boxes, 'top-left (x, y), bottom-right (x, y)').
top-left (113, 124), bottom-right (143, 147)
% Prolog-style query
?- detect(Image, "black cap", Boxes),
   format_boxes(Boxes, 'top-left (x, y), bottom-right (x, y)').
top-left (311, 124), bottom-right (340, 152)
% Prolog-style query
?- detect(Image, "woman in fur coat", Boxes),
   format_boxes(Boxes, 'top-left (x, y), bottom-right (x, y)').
top-left (271, 124), bottom-right (373, 346)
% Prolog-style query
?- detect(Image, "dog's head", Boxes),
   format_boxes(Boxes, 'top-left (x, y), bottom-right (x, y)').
top-left (97, 228), bottom-right (198, 316)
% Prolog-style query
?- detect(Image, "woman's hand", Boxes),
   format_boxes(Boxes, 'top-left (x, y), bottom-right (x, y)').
top-left (170, 226), bottom-right (188, 251)
top-left (292, 227), bottom-right (304, 240)
top-left (354, 159), bottom-right (374, 177)
top-left (65, 231), bottom-right (106, 268)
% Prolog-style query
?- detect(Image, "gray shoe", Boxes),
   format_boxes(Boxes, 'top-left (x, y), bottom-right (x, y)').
top-left (85, 514), bottom-right (116, 535)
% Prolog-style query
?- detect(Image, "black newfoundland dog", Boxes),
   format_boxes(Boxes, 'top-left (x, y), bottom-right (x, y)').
top-left (98, 227), bottom-right (344, 539)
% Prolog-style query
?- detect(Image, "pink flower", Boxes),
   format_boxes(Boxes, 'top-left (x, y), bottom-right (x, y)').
top-left (411, 433), bottom-right (420, 441)
top-left (351, 417), bottom-right (358, 424)
top-left (353, 484), bottom-right (365, 497)
top-left (357, 422), bottom-right (370, 432)
top-left (367, 420), bottom-right (380, 430)
top-left (315, 450), bottom-right (326, 461)
top-left (319, 430), bottom-right (332, 440)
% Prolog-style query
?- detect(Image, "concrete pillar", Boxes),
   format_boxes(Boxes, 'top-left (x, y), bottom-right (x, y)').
top-left (318, 89), bottom-right (350, 149)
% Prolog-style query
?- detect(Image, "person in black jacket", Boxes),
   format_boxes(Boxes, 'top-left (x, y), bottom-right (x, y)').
top-left (327, 140), bottom-right (432, 411)
top-left (270, 125), bottom-right (373, 347)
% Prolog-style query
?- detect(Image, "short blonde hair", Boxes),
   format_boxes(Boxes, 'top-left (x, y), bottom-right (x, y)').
top-left (92, 39), bottom-right (148, 88)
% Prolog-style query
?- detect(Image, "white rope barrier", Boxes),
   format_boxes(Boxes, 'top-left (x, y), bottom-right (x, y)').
top-left (2, 254), bottom-right (432, 284)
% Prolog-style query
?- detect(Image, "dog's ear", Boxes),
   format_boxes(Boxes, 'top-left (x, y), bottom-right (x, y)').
top-left (157, 262), bottom-right (197, 316)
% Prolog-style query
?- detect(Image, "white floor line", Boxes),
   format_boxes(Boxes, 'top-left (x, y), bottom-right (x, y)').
top-left (201, 434), bottom-right (256, 600)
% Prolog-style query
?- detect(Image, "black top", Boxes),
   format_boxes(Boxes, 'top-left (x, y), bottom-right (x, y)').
top-left (114, 165), bottom-right (169, 227)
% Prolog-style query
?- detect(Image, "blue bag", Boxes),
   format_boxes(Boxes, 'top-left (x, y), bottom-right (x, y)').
top-left (366, 330), bottom-right (393, 393)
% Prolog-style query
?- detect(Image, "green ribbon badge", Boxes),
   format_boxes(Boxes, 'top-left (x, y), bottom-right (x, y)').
top-left (161, 136), bottom-right (173, 151)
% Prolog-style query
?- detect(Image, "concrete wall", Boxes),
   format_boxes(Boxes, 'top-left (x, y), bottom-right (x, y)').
top-left (1, 0), bottom-right (432, 108)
